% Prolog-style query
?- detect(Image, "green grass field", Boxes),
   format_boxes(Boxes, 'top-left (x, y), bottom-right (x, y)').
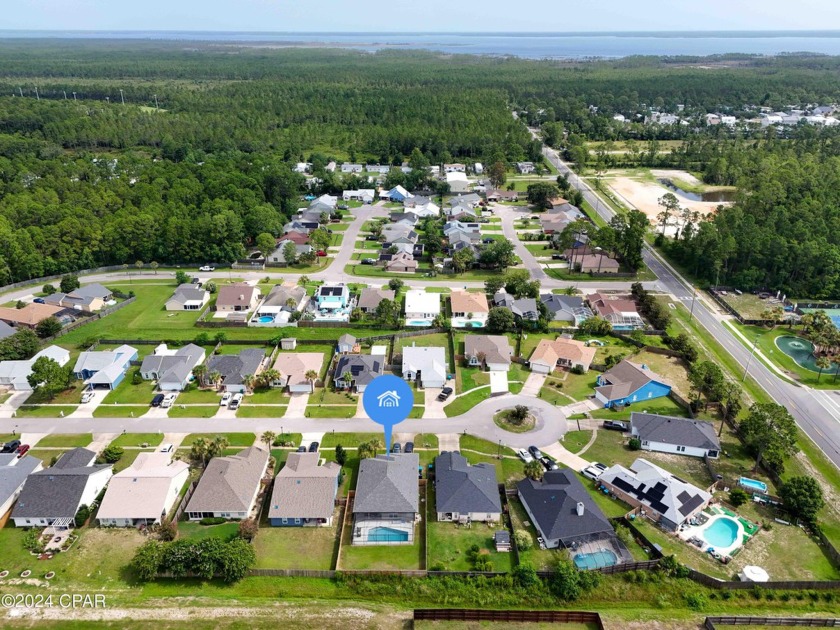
top-left (182, 432), bottom-right (256, 447)
top-left (108, 432), bottom-right (164, 448)
top-left (253, 520), bottom-right (339, 570)
top-left (562, 430), bottom-right (593, 454)
top-left (35, 433), bottom-right (92, 448)
top-left (92, 405), bottom-right (150, 418)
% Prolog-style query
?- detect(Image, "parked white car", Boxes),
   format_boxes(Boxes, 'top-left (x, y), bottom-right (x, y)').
top-left (581, 465), bottom-right (604, 481)
top-left (229, 393), bottom-right (243, 410)
top-left (517, 448), bottom-right (534, 463)
top-left (220, 392), bottom-right (232, 406)
top-left (160, 393), bottom-right (178, 408)
top-left (160, 443), bottom-right (174, 453)
top-left (198, 265), bottom-right (215, 272)
top-left (80, 390), bottom-right (95, 404)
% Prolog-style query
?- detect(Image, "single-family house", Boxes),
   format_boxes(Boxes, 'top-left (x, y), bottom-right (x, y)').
top-left (386, 185), bottom-right (412, 202)
top-left (571, 253), bottom-right (620, 274)
top-left (444, 221), bottom-right (481, 237)
top-left (528, 337), bottom-right (596, 374)
top-left (341, 163), bottom-right (364, 173)
top-left (216, 284), bottom-right (260, 313)
top-left (255, 284), bottom-right (307, 320)
top-left (594, 360), bottom-right (672, 408)
top-left (283, 220), bottom-right (318, 234)
top-left (434, 452), bottom-right (501, 523)
top-left (464, 335), bottom-right (513, 371)
top-left (0, 303), bottom-right (65, 329)
top-left (473, 162), bottom-right (484, 174)
top-left (314, 284), bottom-right (351, 311)
top-left (73, 344), bottom-right (138, 390)
top-left (96, 453), bottom-right (190, 527)
top-left (337, 334), bottom-right (357, 354)
top-left (486, 189), bottom-right (519, 202)
top-left (294, 162), bottom-right (311, 173)
top-left (385, 252), bottom-right (418, 273)
top-left (540, 294), bottom-right (594, 326)
top-left (382, 224), bottom-right (418, 245)
top-left (43, 282), bottom-right (112, 312)
top-left (390, 212), bottom-right (419, 227)
top-left (352, 454), bottom-right (419, 545)
top-left (411, 201), bottom-right (440, 217)
top-left (270, 352), bottom-right (323, 393)
top-left (282, 230), bottom-right (310, 245)
top-left (539, 213), bottom-right (573, 235)
top-left (404, 195), bottom-right (430, 209)
top-left (333, 354), bottom-right (385, 392)
top-left (448, 205), bottom-right (479, 221)
top-left (140, 343), bottom-right (206, 391)
top-left (0, 320), bottom-right (14, 340)
top-left (445, 171), bottom-right (470, 193)
top-left (343, 189), bottom-right (375, 203)
top-left (450, 291), bottom-right (489, 327)
top-left (0, 345), bottom-right (71, 391)
top-left (494, 290), bottom-right (539, 321)
top-left (268, 452), bottom-right (341, 527)
top-left (598, 458), bottom-right (712, 531)
top-left (357, 288), bottom-right (395, 314)
top-left (402, 345), bottom-right (447, 389)
top-left (516, 161), bottom-right (536, 174)
top-left (444, 163), bottom-right (466, 173)
top-left (11, 448), bottom-right (113, 528)
top-left (404, 290), bottom-right (441, 321)
top-left (185, 447), bottom-right (269, 521)
top-left (325, 161), bottom-right (337, 172)
top-left (587, 293), bottom-right (645, 330)
top-left (517, 469), bottom-right (619, 550)
top-left (0, 454), bottom-right (43, 518)
top-left (268, 241), bottom-right (313, 266)
top-left (165, 284), bottom-right (210, 311)
top-left (448, 193), bottom-right (481, 208)
top-left (367, 164), bottom-right (391, 174)
top-left (630, 413), bottom-right (721, 459)
top-left (205, 348), bottom-right (265, 393)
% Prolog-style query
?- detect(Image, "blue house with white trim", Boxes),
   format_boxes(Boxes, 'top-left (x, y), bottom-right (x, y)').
top-left (387, 185), bottom-right (412, 202)
top-left (73, 344), bottom-right (138, 390)
top-left (594, 360), bottom-right (672, 408)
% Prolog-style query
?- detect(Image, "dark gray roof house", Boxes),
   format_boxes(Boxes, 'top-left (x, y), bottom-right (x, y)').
top-left (494, 291), bottom-right (539, 321)
top-left (630, 412), bottom-right (721, 458)
top-left (333, 354), bottom-right (385, 392)
top-left (434, 452), bottom-right (501, 522)
top-left (541, 294), bottom-right (595, 326)
top-left (11, 448), bottom-right (113, 528)
top-left (517, 469), bottom-right (616, 550)
top-left (354, 454), bottom-right (419, 515)
top-left (205, 348), bottom-right (265, 392)
top-left (0, 453), bottom-right (42, 517)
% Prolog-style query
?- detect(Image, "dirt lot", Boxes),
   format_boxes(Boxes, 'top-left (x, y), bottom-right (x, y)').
top-left (606, 169), bottom-right (731, 235)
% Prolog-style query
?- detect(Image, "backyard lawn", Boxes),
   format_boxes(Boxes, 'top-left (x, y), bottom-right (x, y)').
top-left (425, 486), bottom-right (512, 572)
top-left (253, 512), bottom-right (339, 570)
top-left (182, 432), bottom-right (256, 447)
top-left (177, 521), bottom-right (240, 541)
top-left (339, 533), bottom-right (424, 571)
top-left (507, 496), bottom-right (559, 571)
top-left (590, 396), bottom-right (688, 421)
top-left (630, 350), bottom-right (693, 397)
top-left (36, 433), bottom-right (92, 448)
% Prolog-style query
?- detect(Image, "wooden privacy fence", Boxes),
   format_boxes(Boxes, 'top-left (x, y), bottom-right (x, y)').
top-left (705, 617), bottom-right (840, 628)
top-left (413, 608), bottom-right (604, 628)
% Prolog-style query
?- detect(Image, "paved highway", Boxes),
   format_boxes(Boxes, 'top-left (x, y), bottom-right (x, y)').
top-left (538, 138), bottom-right (840, 470)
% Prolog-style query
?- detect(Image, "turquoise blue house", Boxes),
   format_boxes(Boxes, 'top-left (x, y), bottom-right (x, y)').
top-left (594, 360), bottom-right (672, 408)
top-left (315, 284), bottom-right (350, 311)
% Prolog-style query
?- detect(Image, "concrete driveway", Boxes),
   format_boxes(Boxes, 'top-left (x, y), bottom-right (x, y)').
top-left (423, 387), bottom-right (447, 418)
top-left (519, 372), bottom-right (546, 397)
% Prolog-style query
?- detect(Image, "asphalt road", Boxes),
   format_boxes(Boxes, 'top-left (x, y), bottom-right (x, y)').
top-left (538, 138), bottom-right (840, 470)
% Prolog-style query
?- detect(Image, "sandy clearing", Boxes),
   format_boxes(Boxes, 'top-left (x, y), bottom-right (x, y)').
top-left (607, 177), bottom-right (725, 232)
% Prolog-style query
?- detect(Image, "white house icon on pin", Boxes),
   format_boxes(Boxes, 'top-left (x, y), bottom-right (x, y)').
top-left (377, 390), bottom-right (401, 408)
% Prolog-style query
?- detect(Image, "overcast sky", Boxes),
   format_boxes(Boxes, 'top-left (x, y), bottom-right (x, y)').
top-left (5, 0), bottom-right (840, 32)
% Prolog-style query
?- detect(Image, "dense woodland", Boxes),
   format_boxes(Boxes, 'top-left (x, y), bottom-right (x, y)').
top-left (2, 42), bottom-right (840, 295)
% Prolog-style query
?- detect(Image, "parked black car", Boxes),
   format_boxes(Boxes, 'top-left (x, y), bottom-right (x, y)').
top-left (151, 394), bottom-right (165, 407)
top-left (528, 445), bottom-right (543, 459)
top-left (539, 456), bottom-right (559, 471)
top-left (1, 440), bottom-right (21, 454)
top-left (308, 441), bottom-right (320, 453)
top-left (296, 445), bottom-right (307, 452)
top-left (551, 254), bottom-right (564, 260)
top-left (482, 238), bottom-right (495, 244)
top-left (365, 235), bottom-right (379, 241)
top-left (437, 386), bottom-right (454, 401)
top-left (603, 420), bottom-right (629, 432)
top-left (404, 442), bottom-right (414, 453)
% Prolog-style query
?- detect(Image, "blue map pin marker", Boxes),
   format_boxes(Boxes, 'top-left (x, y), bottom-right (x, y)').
top-left (362, 374), bottom-right (414, 454)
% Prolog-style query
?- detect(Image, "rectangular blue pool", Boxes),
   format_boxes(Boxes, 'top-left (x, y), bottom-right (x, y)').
top-left (367, 526), bottom-right (409, 543)
top-left (573, 549), bottom-right (617, 570)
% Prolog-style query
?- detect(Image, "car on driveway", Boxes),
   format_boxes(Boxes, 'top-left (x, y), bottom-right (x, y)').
top-left (296, 445), bottom-right (307, 452)
top-left (551, 254), bottom-right (564, 260)
top-left (392, 443), bottom-right (401, 453)
top-left (528, 445), bottom-right (543, 460)
top-left (517, 448), bottom-right (534, 463)
top-left (316, 250), bottom-right (327, 257)
top-left (199, 265), bottom-right (215, 272)
top-left (482, 237), bottom-right (495, 244)
top-left (404, 442), bottom-right (414, 453)
top-left (437, 386), bottom-right (453, 401)
top-left (539, 456), bottom-right (558, 471)
top-left (229, 393), bottom-right (243, 410)
top-left (16, 444), bottom-right (30, 458)
top-left (220, 392), bottom-right (232, 406)
top-left (581, 465), bottom-right (603, 480)
top-left (361, 258), bottom-right (376, 265)
top-left (151, 394), bottom-right (165, 407)
top-left (603, 420), bottom-right (629, 432)
top-left (161, 393), bottom-right (178, 408)
top-left (365, 235), bottom-right (379, 241)
top-left (1, 440), bottom-right (21, 454)
top-left (80, 390), bottom-right (95, 404)
top-left (308, 441), bottom-right (319, 453)
top-left (594, 462), bottom-right (607, 471)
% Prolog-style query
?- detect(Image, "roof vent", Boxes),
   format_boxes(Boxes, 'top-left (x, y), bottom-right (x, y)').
top-left (641, 364), bottom-right (648, 370)
top-left (239, 294), bottom-right (245, 301)
top-left (576, 501), bottom-right (585, 516)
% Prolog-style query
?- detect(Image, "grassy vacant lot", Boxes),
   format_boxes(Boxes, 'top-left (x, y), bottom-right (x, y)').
top-left (182, 432), bottom-right (255, 447)
top-left (35, 433), bottom-right (92, 448)
top-left (235, 405), bottom-right (288, 418)
top-left (24, 379), bottom-right (86, 405)
top-left (717, 291), bottom-right (772, 321)
top-left (305, 405), bottom-right (356, 418)
top-left (167, 405), bottom-right (218, 418)
top-left (320, 432), bottom-right (379, 448)
top-left (14, 405), bottom-right (78, 418)
top-left (425, 487), bottom-right (512, 573)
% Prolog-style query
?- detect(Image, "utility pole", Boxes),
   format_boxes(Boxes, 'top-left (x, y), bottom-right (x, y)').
top-left (742, 337), bottom-right (760, 383)
top-left (34, 86), bottom-right (39, 101)
top-left (689, 289), bottom-right (697, 322)
top-left (120, 89), bottom-right (125, 105)
top-left (72, 91), bottom-right (77, 101)
top-left (153, 94), bottom-right (159, 109)
top-left (18, 87), bottom-right (23, 97)
top-left (63, 90), bottom-right (67, 100)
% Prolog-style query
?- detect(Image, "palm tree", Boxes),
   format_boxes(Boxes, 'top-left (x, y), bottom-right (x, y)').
top-left (260, 368), bottom-right (281, 389)
top-left (261, 431), bottom-right (276, 449)
top-left (305, 369), bottom-right (318, 389)
top-left (190, 437), bottom-right (209, 466)
top-left (242, 374), bottom-right (255, 394)
top-left (340, 371), bottom-right (353, 390)
top-left (816, 355), bottom-right (831, 382)
top-left (207, 435), bottom-right (229, 461)
top-left (524, 460), bottom-right (544, 481)
top-left (193, 364), bottom-right (208, 388)
top-left (209, 370), bottom-right (222, 391)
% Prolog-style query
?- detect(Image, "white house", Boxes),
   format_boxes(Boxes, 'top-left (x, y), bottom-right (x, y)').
top-left (445, 171), bottom-right (470, 193)
top-left (341, 163), bottom-right (364, 173)
top-left (165, 284), bottom-right (210, 311)
top-left (0, 345), bottom-right (71, 391)
top-left (444, 163), bottom-right (466, 173)
top-left (630, 412), bottom-right (721, 459)
top-left (294, 162), bottom-right (311, 174)
top-left (473, 162), bottom-right (484, 175)
top-left (516, 162), bottom-right (535, 174)
top-left (342, 189), bottom-right (375, 203)
top-left (411, 201), bottom-right (440, 217)
top-left (402, 345), bottom-right (447, 389)
top-left (404, 290), bottom-right (441, 321)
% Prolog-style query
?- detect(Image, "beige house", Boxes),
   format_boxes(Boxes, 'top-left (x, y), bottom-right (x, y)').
top-left (97, 453), bottom-right (190, 527)
top-left (450, 291), bottom-right (489, 327)
top-left (463, 335), bottom-right (513, 371)
top-left (528, 337), bottom-right (597, 374)
top-left (384, 253), bottom-right (418, 273)
top-left (185, 447), bottom-right (270, 521)
top-left (573, 253), bottom-right (620, 274)
top-left (0, 303), bottom-right (64, 328)
top-left (270, 352), bottom-right (324, 393)
top-left (216, 284), bottom-right (261, 312)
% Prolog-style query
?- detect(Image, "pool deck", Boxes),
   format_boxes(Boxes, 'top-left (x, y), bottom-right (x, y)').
top-left (678, 508), bottom-right (756, 559)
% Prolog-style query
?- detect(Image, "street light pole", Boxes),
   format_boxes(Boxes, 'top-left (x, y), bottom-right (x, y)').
top-left (742, 337), bottom-right (759, 383)
top-left (689, 290), bottom-right (697, 322)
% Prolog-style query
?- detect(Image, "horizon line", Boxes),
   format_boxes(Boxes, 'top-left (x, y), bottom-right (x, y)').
top-left (2, 28), bottom-right (840, 35)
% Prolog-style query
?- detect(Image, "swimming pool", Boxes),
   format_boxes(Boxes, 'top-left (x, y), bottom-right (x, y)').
top-left (367, 526), bottom-right (409, 543)
top-left (451, 317), bottom-right (485, 328)
top-left (406, 319), bottom-right (434, 327)
top-left (256, 315), bottom-right (275, 324)
top-left (702, 517), bottom-right (739, 549)
top-left (739, 476), bottom-right (768, 494)
top-left (573, 549), bottom-right (617, 570)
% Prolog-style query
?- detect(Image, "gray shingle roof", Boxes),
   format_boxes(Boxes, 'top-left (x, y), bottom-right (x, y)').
top-left (463, 335), bottom-right (512, 366)
top-left (0, 454), bottom-right (41, 508)
top-left (11, 448), bottom-right (110, 520)
top-left (268, 453), bottom-right (340, 520)
top-left (334, 354), bottom-right (384, 386)
top-left (0, 320), bottom-right (14, 339)
top-left (631, 413), bottom-right (720, 451)
top-left (206, 349), bottom-right (264, 386)
top-left (595, 360), bottom-right (670, 402)
top-left (517, 469), bottom-right (614, 543)
top-left (434, 452), bottom-right (501, 515)
top-left (358, 288), bottom-right (395, 311)
top-left (186, 446), bottom-right (269, 514)
top-left (353, 454), bottom-right (419, 514)
top-left (72, 283), bottom-right (112, 300)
